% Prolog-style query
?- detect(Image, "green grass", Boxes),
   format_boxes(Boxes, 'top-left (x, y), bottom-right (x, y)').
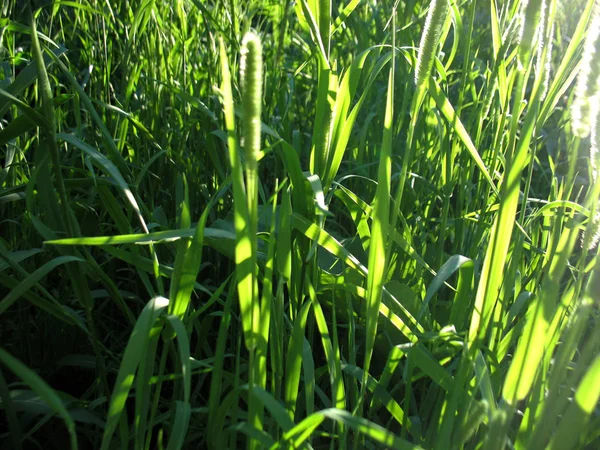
top-left (0, 0), bottom-right (599, 448)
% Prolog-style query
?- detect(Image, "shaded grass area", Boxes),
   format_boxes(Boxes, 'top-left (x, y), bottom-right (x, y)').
top-left (0, 0), bottom-right (599, 449)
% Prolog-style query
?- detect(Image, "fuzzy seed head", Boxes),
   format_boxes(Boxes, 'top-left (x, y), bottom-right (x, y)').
top-left (240, 32), bottom-right (263, 163)
top-left (540, 24), bottom-right (554, 102)
top-left (519, 0), bottom-right (545, 66)
top-left (572, 6), bottom-right (600, 138)
top-left (583, 68), bottom-right (600, 251)
top-left (415, 0), bottom-right (449, 90)
top-left (534, 0), bottom-right (552, 101)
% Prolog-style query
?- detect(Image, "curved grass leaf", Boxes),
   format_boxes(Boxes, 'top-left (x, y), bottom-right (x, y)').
top-left (0, 348), bottom-right (78, 450)
top-left (101, 296), bottom-right (169, 450)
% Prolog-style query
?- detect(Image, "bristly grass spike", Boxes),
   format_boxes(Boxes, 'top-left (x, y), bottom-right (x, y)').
top-left (414, 0), bottom-right (449, 91)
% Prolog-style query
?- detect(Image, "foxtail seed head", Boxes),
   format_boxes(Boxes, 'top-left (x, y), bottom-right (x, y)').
top-left (240, 31), bottom-right (263, 163)
top-left (519, 0), bottom-right (545, 67)
top-left (586, 101), bottom-right (600, 250)
top-left (572, 5), bottom-right (600, 138)
top-left (414, 0), bottom-right (449, 90)
top-left (534, 0), bottom-right (552, 102)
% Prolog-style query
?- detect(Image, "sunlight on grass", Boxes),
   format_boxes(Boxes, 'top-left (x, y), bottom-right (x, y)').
top-left (0, 0), bottom-right (599, 448)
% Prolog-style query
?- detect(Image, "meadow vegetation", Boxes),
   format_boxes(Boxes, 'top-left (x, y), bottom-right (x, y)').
top-left (0, 0), bottom-right (599, 448)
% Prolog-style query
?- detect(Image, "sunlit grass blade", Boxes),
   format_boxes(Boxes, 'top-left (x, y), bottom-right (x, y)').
top-left (101, 296), bottom-right (169, 450)
top-left (546, 354), bottom-right (600, 450)
top-left (219, 36), bottom-right (259, 351)
top-left (503, 221), bottom-right (579, 404)
top-left (362, 21), bottom-right (395, 414)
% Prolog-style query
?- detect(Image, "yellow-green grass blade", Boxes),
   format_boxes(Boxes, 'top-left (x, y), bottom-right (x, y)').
top-left (330, 0), bottom-right (360, 36)
top-left (57, 133), bottom-right (148, 232)
top-left (468, 53), bottom-right (545, 351)
top-left (284, 299), bottom-right (312, 420)
top-left (428, 78), bottom-right (498, 195)
top-left (547, 355), bottom-right (600, 450)
top-left (341, 363), bottom-right (409, 433)
top-left (538, 0), bottom-right (596, 126)
top-left (333, 184), bottom-right (437, 276)
top-left (307, 280), bottom-right (345, 411)
top-left (418, 254), bottom-right (474, 329)
top-left (219, 37), bottom-right (258, 351)
top-left (44, 226), bottom-right (234, 246)
top-left (248, 181), bottom-right (277, 444)
top-left (0, 45), bottom-right (66, 117)
top-left (291, 212), bottom-right (425, 336)
top-left (297, 0), bottom-right (330, 66)
top-left (284, 408), bottom-right (422, 450)
top-left (323, 48), bottom-right (391, 192)
top-left (362, 43), bottom-right (394, 409)
top-left (502, 221), bottom-right (579, 404)
top-left (101, 296), bottom-right (169, 450)
top-left (168, 197), bottom-right (215, 318)
top-left (320, 282), bottom-right (453, 392)
top-left (310, 61), bottom-right (333, 180)
top-left (251, 386), bottom-right (295, 433)
top-left (524, 258), bottom-right (599, 448)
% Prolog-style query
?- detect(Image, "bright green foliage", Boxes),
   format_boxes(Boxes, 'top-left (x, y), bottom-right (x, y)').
top-left (0, 1), bottom-right (598, 449)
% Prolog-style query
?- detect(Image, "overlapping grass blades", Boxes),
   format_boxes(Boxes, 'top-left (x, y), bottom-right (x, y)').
top-left (1, 0), bottom-right (599, 448)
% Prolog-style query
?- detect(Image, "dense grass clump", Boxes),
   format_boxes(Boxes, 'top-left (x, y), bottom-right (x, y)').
top-left (0, 0), bottom-right (599, 449)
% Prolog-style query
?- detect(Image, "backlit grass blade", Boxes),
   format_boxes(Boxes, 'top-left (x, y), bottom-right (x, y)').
top-left (324, 48), bottom-right (392, 192)
top-left (57, 133), bottom-right (148, 232)
top-left (341, 363), bottom-right (408, 432)
top-left (294, 408), bottom-right (421, 450)
top-left (284, 299), bottom-right (312, 420)
top-left (362, 22), bottom-right (395, 409)
top-left (44, 227), bottom-right (234, 246)
top-left (468, 28), bottom-right (546, 351)
top-left (219, 36), bottom-right (259, 350)
top-left (428, 79), bottom-right (498, 194)
top-left (0, 45), bottom-right (66, 118)
top-left (418, 254), bottom-right (474, 327)
top-left (502, 221), bottom-right (579, 404)
top-left (248, 181), bottom-right (277, 444)
top-left (168, 193), bottom-right (216, 318)
top-left (251, 386), bottom-right (295, 432)
top-left (307, 280), bottom-right (345, 411)
top-left (538, 0), bottom-right (596, 125)
top-left (101, 296), bottom-right (169, 450)
top-left (547, 355), bottom-right (600, 450)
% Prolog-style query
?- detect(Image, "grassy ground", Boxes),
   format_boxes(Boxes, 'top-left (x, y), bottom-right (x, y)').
top-left (1, 0), bottom-right (599, 448)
